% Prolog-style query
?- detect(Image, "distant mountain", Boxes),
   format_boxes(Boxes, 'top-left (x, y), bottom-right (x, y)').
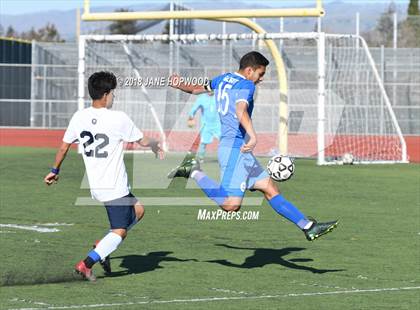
top-left (0, 1), bottom-right (409, 41)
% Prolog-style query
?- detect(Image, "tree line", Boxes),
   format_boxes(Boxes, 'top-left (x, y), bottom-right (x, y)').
top-left (0, 23), bottom-right (64, 42)
top-left (364, 0), bottom-right (419, 47)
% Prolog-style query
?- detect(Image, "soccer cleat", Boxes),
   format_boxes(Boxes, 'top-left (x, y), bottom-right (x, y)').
top-left (177, 152), bottom-right (197, 168)
top-left (167, 153), bottom-right (200, 178)
top-left (93, 240), bottom-right (111, 274)
top-left (74, 260), bottom-right (96, 282)
top-left (304, 219), bottom-right (339, 241)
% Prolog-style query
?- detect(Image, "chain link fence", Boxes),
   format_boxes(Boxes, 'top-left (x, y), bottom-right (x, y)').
top-left (0, 40), bottom-right (419, 135)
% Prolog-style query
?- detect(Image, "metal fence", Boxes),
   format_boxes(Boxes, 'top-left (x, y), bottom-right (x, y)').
top-left (0, 40), bottom-right (419, 134)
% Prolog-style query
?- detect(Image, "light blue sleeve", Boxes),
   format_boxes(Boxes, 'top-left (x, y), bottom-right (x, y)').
top-left (189, 96), bottom-right (203, 118)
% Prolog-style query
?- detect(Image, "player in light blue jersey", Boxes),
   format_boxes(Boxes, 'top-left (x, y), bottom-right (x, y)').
top-left (168, 51), bottom-right (338, 241)
top-left (188, 92), bottom-right (221, 162)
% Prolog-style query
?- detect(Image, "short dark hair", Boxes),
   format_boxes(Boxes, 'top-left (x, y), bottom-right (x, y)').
top-left (88, 71), bottom-right (117, 100)
top-left (239, 51), bottom-right (269, 70)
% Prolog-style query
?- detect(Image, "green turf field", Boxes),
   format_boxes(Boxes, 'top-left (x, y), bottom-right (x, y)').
top-left (0, 147), bottom-right (419, 310)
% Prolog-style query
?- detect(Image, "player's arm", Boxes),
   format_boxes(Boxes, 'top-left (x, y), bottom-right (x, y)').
top-left (187, 100), bottom-right (202, 128)
top-left (44, 142), bottom-right (72, 185)
top-left (120, 112), bottom-right (164, 159)
top-left (187, 116), bottom-right (195, 128)
top-left (137, 136), bottom-right (164, 159)
top-left (236, 101), bottom-right (257, 153)
top-left (169, 73), bottom-right (209, 95)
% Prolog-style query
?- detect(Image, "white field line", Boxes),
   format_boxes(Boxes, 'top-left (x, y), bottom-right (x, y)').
top-left (36, 223), bottom-right (74, 226)
top-left (0, 224), bottom-right (59, 233)
top-left (74, 197), bottom-right (264, 206)
top-left (7, 286), bottom-right (420, 310)
top-left (0, 223), bottom-right (74, 233)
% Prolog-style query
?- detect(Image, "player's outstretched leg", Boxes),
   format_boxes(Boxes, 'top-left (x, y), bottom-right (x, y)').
top-left (254, 177), bottom-right (338, 241)
top-left (167, 157), bottom-right (233, 208)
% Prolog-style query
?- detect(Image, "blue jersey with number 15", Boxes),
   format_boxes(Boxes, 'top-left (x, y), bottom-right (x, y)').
top-left (210, 72), bottom-right (255, 148)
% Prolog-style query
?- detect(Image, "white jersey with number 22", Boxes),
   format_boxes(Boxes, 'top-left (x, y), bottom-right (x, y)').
top-left (63, 107), bottom-right (143, 202)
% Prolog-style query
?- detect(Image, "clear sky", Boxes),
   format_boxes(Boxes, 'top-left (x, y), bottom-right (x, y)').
top-left (0, 0), bottom-right (409, 15)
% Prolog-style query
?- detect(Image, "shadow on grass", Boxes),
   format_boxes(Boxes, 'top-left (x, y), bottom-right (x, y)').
top-left (106, 251), bottom-right (197, 277)
top-left (1, 271), bottom-right (82, 286)
top-left (206, 244), bottom-right (345, 274)
top-left (0, 252), bottom-right (197, 285)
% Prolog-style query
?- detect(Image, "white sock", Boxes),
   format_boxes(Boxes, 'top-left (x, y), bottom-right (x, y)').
top-left (191, 170), bottom-right (199, 179)
top-left (303, 221), bottom-right (313, 230)
top-left (191, 170), bottom-right (205, 180)
top-left (94, 232), bottom-right (123, 260)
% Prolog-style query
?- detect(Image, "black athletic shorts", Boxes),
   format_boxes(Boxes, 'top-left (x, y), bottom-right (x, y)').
top-left (104, 193), bottom-right (138, 229)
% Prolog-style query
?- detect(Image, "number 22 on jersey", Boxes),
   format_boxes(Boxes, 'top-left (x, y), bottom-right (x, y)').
top-left (80, 131), bottom-right (109, 158)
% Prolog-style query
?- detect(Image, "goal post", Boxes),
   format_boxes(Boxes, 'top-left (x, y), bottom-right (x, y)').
top-left (78, 32), bottom-right (408, 164)
top-left (320, 33), bottom-right (407, 164)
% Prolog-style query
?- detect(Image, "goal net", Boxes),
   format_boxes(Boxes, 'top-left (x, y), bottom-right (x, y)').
top-left (78, 32), bottom-right (407, 164)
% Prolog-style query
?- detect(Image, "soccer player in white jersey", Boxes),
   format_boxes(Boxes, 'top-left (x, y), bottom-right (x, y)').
top-left (44, 71), bottom-right (164, 281)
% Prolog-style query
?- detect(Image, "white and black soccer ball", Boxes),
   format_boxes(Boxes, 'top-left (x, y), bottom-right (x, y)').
top-left (267, 155), bottom-right (295, 182)
top-left (342, 153), bottom-right (354, 165)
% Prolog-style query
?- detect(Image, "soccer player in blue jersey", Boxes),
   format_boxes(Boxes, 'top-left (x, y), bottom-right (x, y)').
top-left (168, 51), bottom-right (338, 241)
top-left (188, 92), bottom-right (221, 162)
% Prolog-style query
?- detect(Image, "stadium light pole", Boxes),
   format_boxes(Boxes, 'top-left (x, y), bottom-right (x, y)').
top-left (81, 0), bottom-right (325, 155)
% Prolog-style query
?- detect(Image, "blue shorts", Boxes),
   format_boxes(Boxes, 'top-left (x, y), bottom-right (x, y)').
top-left (218, 146), bottom-right (269, 197)
top-left (200, 126), bottom-right (221, 144)
top-left (104, 193), bottom-right (138, 229)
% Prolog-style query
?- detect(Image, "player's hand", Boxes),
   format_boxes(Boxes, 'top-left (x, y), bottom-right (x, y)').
top-left (151, 141), bottom-right (165, 160)
top-left (44, 172), bottom-right (59, 186)
top-left (169, 73), bottom-right (181, 89)
top-left (187, 119), bottom-right (195, 128)
top-left (241, 136), bottom-right (257, 153)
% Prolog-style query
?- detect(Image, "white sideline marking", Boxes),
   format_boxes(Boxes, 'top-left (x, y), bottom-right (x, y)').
top-left (74, 197), bottom-right (264, 206)
top-left (211, 288), bottom-right (250, 295)
top-left (7, 286), bottom-right (420, 310)
top-left (0, 224), bottom-right (59, 233)
top-left (37, 223), bottom-right (74, 227)
top-left (0, 223), bottom-right (74, 233)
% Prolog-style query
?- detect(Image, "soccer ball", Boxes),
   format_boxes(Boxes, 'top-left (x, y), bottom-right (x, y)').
top-left (267, 155), bottom-right (295, 182)
top-left (342, 153), bottom-right (354, 165)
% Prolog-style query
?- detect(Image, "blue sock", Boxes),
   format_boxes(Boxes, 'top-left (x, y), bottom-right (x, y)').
top-left (86, 250), bottom-right (101, 264)
top-left (192, 171), bottom-right (228, 206)
top-left (268, 194), bottom-right (311, 229)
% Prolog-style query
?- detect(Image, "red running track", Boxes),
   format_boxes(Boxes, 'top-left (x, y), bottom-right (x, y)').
top-left (1, 128), bottom-right (419, 162)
